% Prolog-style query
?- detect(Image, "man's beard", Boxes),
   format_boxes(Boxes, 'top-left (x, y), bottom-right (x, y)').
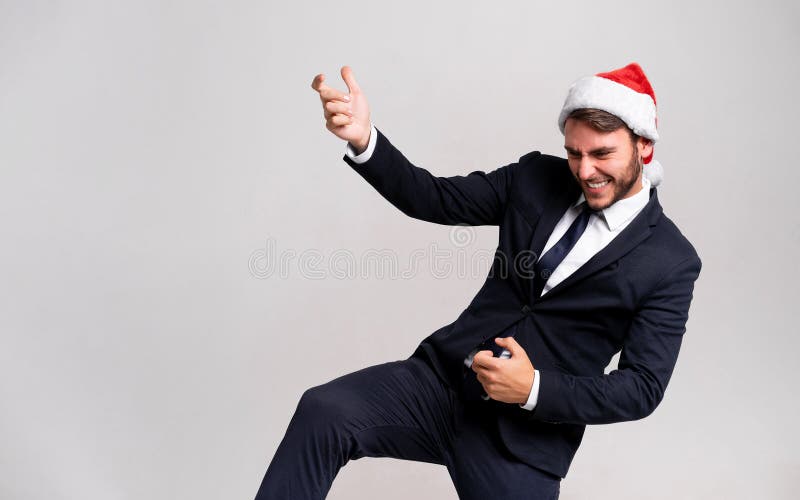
top-left (582, 151), bottom-right (642, 211)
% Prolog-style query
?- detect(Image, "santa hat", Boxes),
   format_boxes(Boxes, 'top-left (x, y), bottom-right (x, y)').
top-left (557, 62), bottom-right (664, 187)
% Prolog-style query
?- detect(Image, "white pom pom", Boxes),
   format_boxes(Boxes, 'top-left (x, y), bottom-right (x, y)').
top-left (643, 159), bottom-right (663, 187)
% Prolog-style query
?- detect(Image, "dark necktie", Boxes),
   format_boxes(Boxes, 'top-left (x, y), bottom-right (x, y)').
top-left (533, 202), bottom-right (596, 298)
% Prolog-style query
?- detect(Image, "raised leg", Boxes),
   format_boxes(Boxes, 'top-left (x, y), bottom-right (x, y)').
top-left (254, 356), bottom-right (456, 499)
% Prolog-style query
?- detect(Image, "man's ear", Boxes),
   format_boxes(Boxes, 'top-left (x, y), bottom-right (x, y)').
top-left (637, 137), bottom-right (654, 161)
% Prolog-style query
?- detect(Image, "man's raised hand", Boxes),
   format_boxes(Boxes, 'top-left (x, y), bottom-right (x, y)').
top-left (310, 66), bottom-right (371, 154)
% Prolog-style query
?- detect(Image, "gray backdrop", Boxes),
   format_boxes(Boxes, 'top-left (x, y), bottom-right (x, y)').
top-left (1, 0), bottom-right (798, 499)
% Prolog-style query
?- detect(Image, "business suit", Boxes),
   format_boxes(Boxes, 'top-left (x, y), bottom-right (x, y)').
top-left (255, 126), bottom-right (701, 498)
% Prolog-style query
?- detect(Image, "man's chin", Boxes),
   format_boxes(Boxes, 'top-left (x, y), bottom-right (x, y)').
top-left (583, 192), bottom-right (613, 211)
top-left (587, 202), bottom-right (608, 212)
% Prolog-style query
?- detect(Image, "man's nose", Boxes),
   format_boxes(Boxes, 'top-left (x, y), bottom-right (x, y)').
top-left (577, 156), bottom-right (596, 180)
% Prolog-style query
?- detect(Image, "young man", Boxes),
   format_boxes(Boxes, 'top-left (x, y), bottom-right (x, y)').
top-left (255, 62), bottom-right (701, 499)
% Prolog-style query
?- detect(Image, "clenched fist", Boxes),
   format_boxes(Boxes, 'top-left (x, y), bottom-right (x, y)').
top-left (471, 336), bottom-right (536, 404)
top-left (310, 66), bottom-right (372, 154)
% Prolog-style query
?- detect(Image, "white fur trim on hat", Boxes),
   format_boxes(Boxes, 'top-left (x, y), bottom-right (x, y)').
top-left (643, 159), bottom-right (663, 187)
top-left (558, 76), bottom-right (659, 143)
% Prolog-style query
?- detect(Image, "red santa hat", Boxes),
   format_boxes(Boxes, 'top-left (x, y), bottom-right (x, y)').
top-left (557, 62), bottom-right (664, 187)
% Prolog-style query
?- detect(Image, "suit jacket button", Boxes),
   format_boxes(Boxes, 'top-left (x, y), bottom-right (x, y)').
top-left (521, 305), bottom-right (532, 314)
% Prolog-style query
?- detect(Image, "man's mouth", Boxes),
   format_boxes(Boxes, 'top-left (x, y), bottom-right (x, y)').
top-left (586, 179), bottom-right (611, 192)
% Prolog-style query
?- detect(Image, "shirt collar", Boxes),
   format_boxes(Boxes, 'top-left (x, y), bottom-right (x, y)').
top-left (572, 175), bottom-right (651, 231)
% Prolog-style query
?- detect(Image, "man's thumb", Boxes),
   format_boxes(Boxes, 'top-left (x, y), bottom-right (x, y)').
top-left (495, 336), bottom-right (520, 354)
top-left (341, 65), bottom-right (361, 94)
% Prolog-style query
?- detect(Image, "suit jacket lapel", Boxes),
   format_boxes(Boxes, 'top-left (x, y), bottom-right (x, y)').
top-left (531, 186), bottom-right (663, 302)
top-left (526, 184), bottom-right (580, 298)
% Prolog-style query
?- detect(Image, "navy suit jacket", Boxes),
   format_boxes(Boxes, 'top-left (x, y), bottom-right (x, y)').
top-left (343, 127), bottom-right (702, 478)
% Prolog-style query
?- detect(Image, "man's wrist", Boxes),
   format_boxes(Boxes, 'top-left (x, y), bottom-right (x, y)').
top-left (345, 123), bottom-right (377, 164)
top-left (349, 128), bottom-right (371, 155)
top-left (519, 369), bottom-right (540, 410)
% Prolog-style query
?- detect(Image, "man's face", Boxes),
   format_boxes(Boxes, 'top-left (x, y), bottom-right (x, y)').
top-left (563, 118), bottom-right (652, 211)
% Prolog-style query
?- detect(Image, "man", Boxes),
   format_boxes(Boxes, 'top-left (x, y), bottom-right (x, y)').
top-left (255, 62), bottom-right (701, 499)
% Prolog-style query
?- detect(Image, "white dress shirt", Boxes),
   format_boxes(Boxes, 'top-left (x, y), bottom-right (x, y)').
top-left (346, 123), bottom-right (651, 411)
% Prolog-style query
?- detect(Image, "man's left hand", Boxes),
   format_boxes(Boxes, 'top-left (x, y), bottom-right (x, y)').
top-left (471, 337), bottom-right (535, 404)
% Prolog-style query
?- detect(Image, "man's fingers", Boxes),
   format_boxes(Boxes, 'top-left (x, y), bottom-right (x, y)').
top-left (328, 114), bottom-right (353, 127)
top-left (472, 351), bottom-right (498, 371)
top-left (341, 65), bottom-right (361, 94)
top-left (495, 336), bottom-right (523, 356)
top-left (325, 100), bottom-right (353, 117)
top-left (312, 72), bottom-right (352, 104)
top-left (310, 73), bottom-right (326, 92)
top-left (318, 85), bottom-right (351, 103)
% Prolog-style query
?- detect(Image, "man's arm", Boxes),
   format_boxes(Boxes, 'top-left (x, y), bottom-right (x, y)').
top-left (526, 255), bottom-right (702, 425)
top-left (311, 67), bottom-right (517, 226)
top-left (342, 125), bottom-right (516, 226)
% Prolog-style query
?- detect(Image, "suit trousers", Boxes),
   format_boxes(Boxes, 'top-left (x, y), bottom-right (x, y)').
top-left (254, 355), bottom-right (561, 499)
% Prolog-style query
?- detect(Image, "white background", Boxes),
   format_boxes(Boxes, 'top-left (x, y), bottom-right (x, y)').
top-left (1, 0), bottom-right (798, 498)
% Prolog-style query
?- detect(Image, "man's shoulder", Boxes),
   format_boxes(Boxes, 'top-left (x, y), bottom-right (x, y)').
top-left (511, 150), bottom-right (573, 187)
top-left (516, 150), bottom-right (569, 170)
top-left (649, 206), bottom-right (702, 270)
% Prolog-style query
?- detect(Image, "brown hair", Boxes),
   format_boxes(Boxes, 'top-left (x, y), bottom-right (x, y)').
top-left (567, 108), bottom-right (638, 144)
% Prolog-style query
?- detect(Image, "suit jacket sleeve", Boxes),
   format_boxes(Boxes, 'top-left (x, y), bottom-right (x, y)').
top-left (342, 127), bottom-right (517, 226)
top-left (528, 254), bottom-right (702, 425)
